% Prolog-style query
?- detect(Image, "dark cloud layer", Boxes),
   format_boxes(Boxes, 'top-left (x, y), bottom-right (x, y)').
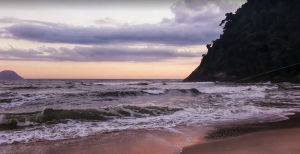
top-left (1, 18), bottom-right (219, 46)
top-left (0, 0), bottom-right (245, 46)
top-left (0, 0), bottom-right (177, 10)
top-left (0, 45), bottom-right (202, 62)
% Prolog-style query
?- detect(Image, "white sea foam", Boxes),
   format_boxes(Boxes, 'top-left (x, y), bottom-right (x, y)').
top-left (195, 85), bottom-right (278, 99)
top-left (94, 81), bottom-right (149, 86)
top-left (143, 90), bottom-right (165, 95)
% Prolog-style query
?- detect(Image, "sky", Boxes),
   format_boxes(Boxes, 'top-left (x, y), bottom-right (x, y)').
top-left (0, 0), bottom-right (246, 79)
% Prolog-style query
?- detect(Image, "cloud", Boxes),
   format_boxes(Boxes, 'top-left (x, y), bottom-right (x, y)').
top-left (0, 0), bottom-right (178, 10)
top-left (1, 18), bottom-right (220, 46)
top-left (169, 0), bottom-right (246, 24)
top-left (0, 45), bottom-right (202, 62)
top-left (95, 18), bottom-right (120, 25)
top-left (0, 0), bottom-right (245, 46)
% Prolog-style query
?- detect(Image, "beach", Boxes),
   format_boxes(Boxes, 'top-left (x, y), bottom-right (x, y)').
top-left (0, 128), bottom-right (197, 154)
top-left (2, 112), bottom-right (300, 154)
top-left (2, 0), bottom-right (300, 153)
top-left (1, 80), bottom-right (300, 154)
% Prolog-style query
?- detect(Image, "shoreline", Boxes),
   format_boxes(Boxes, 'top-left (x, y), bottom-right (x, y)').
top-left (182, 112), bottom-right (300, 154)
top-left (1, 113), bottom-right (300, 154)
top-left (205, 112), bottom-right (300, 140)
top-left (0, 126), bottom-right (210, 154)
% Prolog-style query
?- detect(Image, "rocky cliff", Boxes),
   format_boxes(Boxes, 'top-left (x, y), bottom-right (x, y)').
top-left (184, 0), bottom-right (300, 82)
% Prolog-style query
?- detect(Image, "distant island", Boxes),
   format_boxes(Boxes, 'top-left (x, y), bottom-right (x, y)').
top-left (0, 70), bottom-right (24, 80)
top-left (184, 0), bottom-right (300, 83)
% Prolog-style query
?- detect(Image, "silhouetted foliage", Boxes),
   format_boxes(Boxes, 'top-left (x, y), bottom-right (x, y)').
top-left (186, 0), bottom-right (300, 82)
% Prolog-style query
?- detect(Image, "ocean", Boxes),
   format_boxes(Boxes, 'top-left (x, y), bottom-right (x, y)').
top-left (0, 79), bottom-right (299, 144)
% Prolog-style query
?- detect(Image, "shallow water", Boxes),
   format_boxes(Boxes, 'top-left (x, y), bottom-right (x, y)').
top-left (0, 79), bottom-right (299, 144)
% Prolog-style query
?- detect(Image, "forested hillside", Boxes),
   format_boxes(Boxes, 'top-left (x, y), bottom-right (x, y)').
top-left (184, 0), bottom-right (300, 82)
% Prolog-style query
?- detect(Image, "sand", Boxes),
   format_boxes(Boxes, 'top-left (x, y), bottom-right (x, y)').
top-left (3, 127), bottom-right (300, 154)
top-left (0, 127), bottom-right (210, 154)
top-left (182, 128), bottom-right (300, 154)
top-left (181, 112), bottom-right (300, 154)
top-left (0, 129), bottom-right (182, 154)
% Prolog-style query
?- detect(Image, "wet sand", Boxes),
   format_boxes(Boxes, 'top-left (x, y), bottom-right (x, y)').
top-left (182, 112), bottom-right (300, 154)
top-left (182, 128), bottom-right (300, 154)
top-left (0, 129), bottom-right (181, 154)
top-left (0, 127), bottom-right (210, 154)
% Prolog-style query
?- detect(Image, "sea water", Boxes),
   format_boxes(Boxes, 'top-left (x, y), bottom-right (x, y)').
top-left (0, 79), bottom-right (299, 144)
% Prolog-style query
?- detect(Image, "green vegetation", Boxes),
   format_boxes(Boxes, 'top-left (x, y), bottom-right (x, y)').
top-left (184, 0), bottom-right (300, 82)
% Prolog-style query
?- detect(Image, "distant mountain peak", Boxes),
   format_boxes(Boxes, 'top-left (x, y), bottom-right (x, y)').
top-left (0, 70), bottom-right (24, 80)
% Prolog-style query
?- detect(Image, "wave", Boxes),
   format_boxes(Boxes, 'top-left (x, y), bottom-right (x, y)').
top-left (85, 89), bottom-right (202, 97)
top-left (0, 88), bottom-right (203, 104)
top-left (177, 88), bottom-right (201, 94)
top-left (62, 91), bottom-right (145, 98)
top-left (0, 92), bottom-right (18, 97)
top-left (0, 99), bottom-right (13, 103)
top-left (0, 112), bottom-right (40, 130)
top-left (0, 106), bottom-right (183, 130)
top-left (40, 106), bottom-right (182, 121)
top-left (142, 89), bottom-right (165, 95)
top-left (10, 86), bottom-right (40, 90)
top-left (91, 91), bottom-right (144, 97)
top-left (0, 119), bottom-right (18, 130)
top-left (127, 83), bottom-right (149, 85)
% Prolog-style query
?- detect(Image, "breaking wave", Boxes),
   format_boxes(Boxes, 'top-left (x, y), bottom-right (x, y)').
top-left (0, 106), bottom-right (183, 130)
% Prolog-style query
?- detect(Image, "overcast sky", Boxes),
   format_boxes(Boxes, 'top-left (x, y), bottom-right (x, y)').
top-left (0, 0), bottom-right (246, 79)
